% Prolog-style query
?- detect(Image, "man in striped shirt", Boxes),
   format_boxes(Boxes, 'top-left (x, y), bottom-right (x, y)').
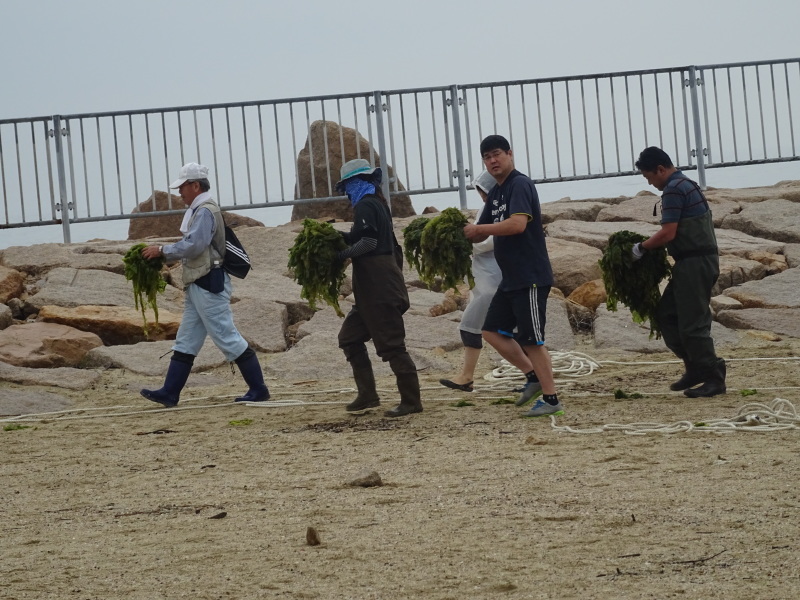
top-left (632, 147), bottom-right (726, 398)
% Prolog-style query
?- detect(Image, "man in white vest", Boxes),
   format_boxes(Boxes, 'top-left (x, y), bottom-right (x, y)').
top-left (139, 162), bottom-right (269, 407)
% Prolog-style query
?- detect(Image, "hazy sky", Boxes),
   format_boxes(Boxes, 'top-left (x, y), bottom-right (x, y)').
top-left (3, 0), bottom-right (798, 119)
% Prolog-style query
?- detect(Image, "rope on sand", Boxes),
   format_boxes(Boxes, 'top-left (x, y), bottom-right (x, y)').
top-left (549, 398), bottom-right (800, 435)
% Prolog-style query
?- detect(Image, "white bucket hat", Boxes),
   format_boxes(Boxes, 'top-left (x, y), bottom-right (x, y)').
top-left (473, 170), bottom-right (497, 195)
top-left (334, 158), bottom-right (382, 192)
top-left (170, 162), bottom-right (209, 188)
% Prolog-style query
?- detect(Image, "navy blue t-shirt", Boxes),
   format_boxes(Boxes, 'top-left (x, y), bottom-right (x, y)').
top-left (477, 169), bottom-right (553, 291)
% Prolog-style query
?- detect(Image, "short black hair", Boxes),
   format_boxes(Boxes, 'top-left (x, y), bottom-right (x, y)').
top-left (635, 147), bottom-right (674, 172)
top-left (480, 134), bottom-right (511, 155)
top-left (197, 178), bottom-right (211, 192)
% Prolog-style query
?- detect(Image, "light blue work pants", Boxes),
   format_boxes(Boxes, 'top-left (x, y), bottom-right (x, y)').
top-left (172, 277), bottom-right (248, 361)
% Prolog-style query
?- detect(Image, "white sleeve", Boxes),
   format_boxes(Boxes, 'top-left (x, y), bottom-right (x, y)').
top-left (471, 204), bottom-right (494, 254)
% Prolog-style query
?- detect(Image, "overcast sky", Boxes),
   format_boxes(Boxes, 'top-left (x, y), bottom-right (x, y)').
top-left (1, 1), bottom-right (798, 247)
top-left (3, 0), bottom-right (798, 119)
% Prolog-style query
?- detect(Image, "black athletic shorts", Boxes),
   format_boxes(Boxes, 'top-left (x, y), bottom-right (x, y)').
top-left (482, 284), bottom-right (550, 346)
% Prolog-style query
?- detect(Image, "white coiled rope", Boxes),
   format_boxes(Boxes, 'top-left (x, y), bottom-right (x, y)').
top-left (550, 398), bottom-right (799, 435)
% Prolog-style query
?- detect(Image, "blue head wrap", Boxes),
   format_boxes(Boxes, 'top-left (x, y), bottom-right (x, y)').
top-left (344, 178), bottom-right (376, 207)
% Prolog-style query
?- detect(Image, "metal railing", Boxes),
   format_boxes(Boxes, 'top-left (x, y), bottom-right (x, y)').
top-left (1, 57), bottom-right (798, 243)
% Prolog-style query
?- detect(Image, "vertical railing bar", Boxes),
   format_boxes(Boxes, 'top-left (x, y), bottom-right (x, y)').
top-left (43, 120), bottom-right (56, 220)
top-left (688, 66), bottom-right (706, 187)
top-left (385, 94), bottom-right (400, 193)
top-left (144, 115), bottom-right (156, 210)
top-left (289, 103), bottom-right (300, 198)
top-left (273, 104), bottom-right (285, 200)
top-left (96, 116), bottom-right (108, 218)
top-left (241, 106), bottom-right (253, 203)
top-left (128, 115), bottom-right (140, 204)
top-left (596, 78), bottom-right (606, 173)
top-left (769, 65), bottom-right (781, 158)
top-left (550, 82), bottom-right (562, 178)
top-left (414, 92), bottom-right (426, 190)
top-left (399, 95), bottom-right (411, 191)
top-left (535, 83), bottom-right (546, 177)
top-left (785, 63), bottom-right (796, 155)
top-left (741, 66), bottom-right (754, 160)
top-left (224, 107), bottom-right (237, 203)
top-left (177, 111), bottom-right (185, 166)
top-left (712, 70), bottom-right (724, 163)
top-left (160, 112), bottom-right (170, 208)
top-left (0, 127), bottom-right (8, 223)
top-left (336, 99), bottom-right (346, 164)
top-left (520, 85), bottom-right (532, 176)
top-left (699, 69), bottom-right (713, 165)
top-left (462, 88), bottom-right (475, 184)
top-left (474, 88), bottom-right (483, 144)
top-left (639, 74), bottom-right (648, 150)
top-left (610, 77), bottom-right (621, 171)
top-left (65, 119), bottom-right (78, 218)
top-left (755, 66), bottom-right (767, 158)
top-left (680, 70), bottom-right (693, 167)
top-left (13, 124), bottom-right (25, 221)
top-left (442, 90), bottom-right (455, 191)
top-left (449, 84), bottom-right (468, 208)
top-left (504, 85), bottom-right (513, 150)
top-left (727, 68), bottom-right (739, 161)
top-left (320, 101), bottom-right (332, 196)
top-left (653, 73), bottom-right (664, 148)
top-left (52, 116), bottom-right (71, 241)
top-left (580, 79), bottom-right (590, 175)
top-left (353, 98), bottom-right (362, 161)
top-left (565, 81), bottom-right (576, 176)
top-left (490, 87), bottom-right (498, 134)
top-left (624, 76), bottom-right (635, 170)
top-left (372, 91), bottom-right (391, 208)
top-left (193, 110), bottom-right (201, 163)
top-left (209, 109), bottom-right (221, 197)
top-left (303, 101), bottom-right (316, 198)
top-left (29, 121), bottom-right (43, 221)
top-left (365, 96), bottom-right (376, 166)
top-left (257, 105), bottom-right (269, 200)
top-left (111, 116), bottom-right (123, 214)
top-left (429, 91), bottom-right (441, 188)
top-left (669, 72), bottom-right (683, 165)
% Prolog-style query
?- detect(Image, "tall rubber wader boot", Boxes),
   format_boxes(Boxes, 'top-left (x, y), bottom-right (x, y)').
top-left (345, 349), bottom-right (381, 412)
top-left (141, 351), bottom-right (194, 408)
top-left (684, 359), bottom-right (727, 398)
top-left (385, 353), bottom-right (422, 417)
top-left (234, 347), bottom-right (270, 403)
top-left (670, 360), bottom-right (706, 391)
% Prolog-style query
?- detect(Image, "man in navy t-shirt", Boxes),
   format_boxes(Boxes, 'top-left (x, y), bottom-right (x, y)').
top-left (464, 135), bottom-right (563, 418)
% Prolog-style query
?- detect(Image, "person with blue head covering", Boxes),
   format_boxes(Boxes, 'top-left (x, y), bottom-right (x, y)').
top-left (334, 159), bottom-right (423, 418)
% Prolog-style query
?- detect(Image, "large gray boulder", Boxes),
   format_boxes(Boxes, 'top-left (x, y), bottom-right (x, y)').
top-left (545, 220), bottom-right (659, 250)
top-left (721, 199), bottom-right (800, 243)
top-left (292, 120), bottom-right (415, 222)
top-left (722, 267), bottom-right (800, 308)
top-left (27, 267), bottom-right (184, 314)
top-left (715, 308), bottom-right (800, 339)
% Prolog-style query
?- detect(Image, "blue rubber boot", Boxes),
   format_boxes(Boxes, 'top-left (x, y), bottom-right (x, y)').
top-left (234, 348), bottom-right (270, 403)
top-left (141, 354), bottom-right (193, 408)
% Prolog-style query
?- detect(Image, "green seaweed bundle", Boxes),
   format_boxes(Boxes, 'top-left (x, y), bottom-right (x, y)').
top-left (599, 231), bottom-right (671, 339)
top-left (288, 219), bottom-right (348, 317)
top-left (123, 243), bottom-right (167, 336)
top-left (402, 217), bottom-right (429, 275)
top-left (403, 208), bottom-right (474, 293)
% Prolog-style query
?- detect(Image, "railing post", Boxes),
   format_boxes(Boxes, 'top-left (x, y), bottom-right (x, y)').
top-left (449, 85), bottom-right (468, 210)
top-left (51, 115), bottom-right (72, 243)
top-left (687, 66), bottom-right (707, 189)
top-left (372, 91), bottom-right (392, 213)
